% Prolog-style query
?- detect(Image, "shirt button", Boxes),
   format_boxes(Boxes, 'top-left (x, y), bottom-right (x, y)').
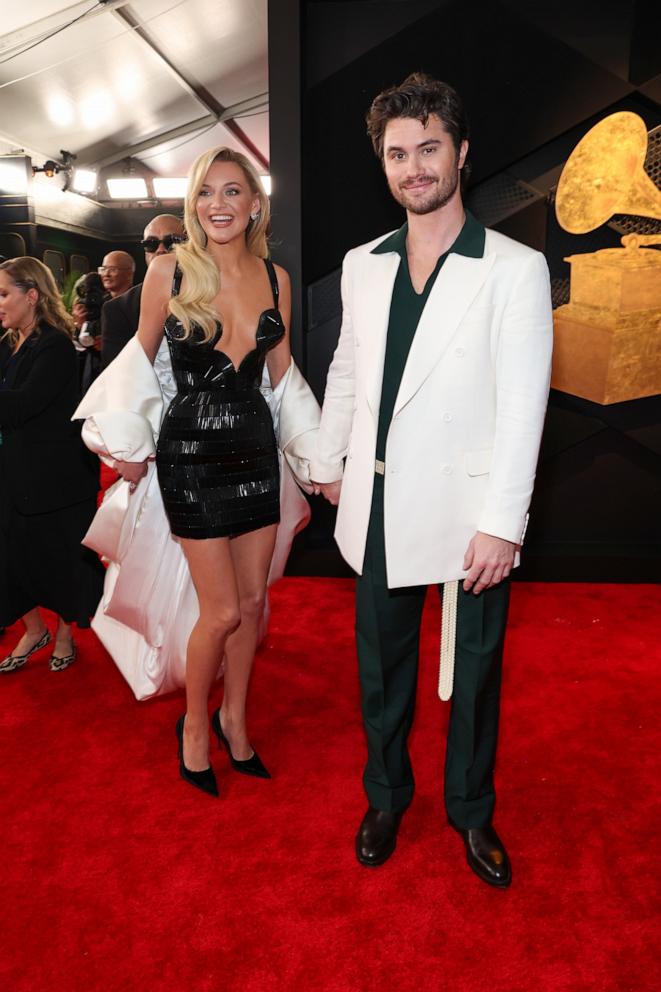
top-left (443, 412), bottom-right (452, 423)
top-left (455, 347), bottom-right (465, 357)
top-left (355, 339), bottom-right (361, 348)
top-left (442, 464), bottom-right (452, 475)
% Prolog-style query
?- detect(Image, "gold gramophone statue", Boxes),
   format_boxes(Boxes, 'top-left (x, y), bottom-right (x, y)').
top-left (552, 112), bottom-right (661, 404)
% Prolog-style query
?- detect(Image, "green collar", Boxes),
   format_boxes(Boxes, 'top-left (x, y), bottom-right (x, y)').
top-left (371, 209), bottom-right (485, 259)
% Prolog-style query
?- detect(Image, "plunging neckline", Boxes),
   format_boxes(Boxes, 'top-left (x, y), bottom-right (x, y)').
top-left (211, 306), bottom-right (281, 373)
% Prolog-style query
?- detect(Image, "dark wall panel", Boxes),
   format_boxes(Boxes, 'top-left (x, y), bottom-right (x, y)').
top-left (303, 0), bottom-right (634, 281)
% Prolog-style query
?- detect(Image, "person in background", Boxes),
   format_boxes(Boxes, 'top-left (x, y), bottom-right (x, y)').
top-left (0, 257), bottom-right (104, 673)
top-left (76, 271), bottom-right (109, 393)
top-left (101, 215), bottom-right (185, 369)
top-left (99, 250), bottom-right (135, 300)
top-left (71, 281), bottom-right (90, 388)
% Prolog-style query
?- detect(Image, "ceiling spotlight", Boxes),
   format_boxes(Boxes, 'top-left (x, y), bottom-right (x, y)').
top-left (153, 177), bottom-right (187, 199)
top-left (33, 159), bottom-right (60, 178)
top-left (107, 177), bottom-right (148, 199)
top-left (0, 159), bottom-right (29, 195)
top-left (32, 151), bottom-right (77, 188)
top-left (72, 169), bottom-right (98, 194)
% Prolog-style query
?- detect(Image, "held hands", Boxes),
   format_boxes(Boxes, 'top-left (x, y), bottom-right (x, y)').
top-left (463, 531), bottom-right (517, 594)
top-left (114, 457), bottom-right (153, 491)
top-left (311, 480), bottom-right (342, 505)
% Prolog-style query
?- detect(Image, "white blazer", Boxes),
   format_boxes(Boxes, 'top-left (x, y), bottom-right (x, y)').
top-left (310, 226), bottom-right (553, 589)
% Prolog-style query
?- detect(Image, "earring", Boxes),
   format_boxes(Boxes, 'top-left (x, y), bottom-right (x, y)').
top-left (250, 211), bottom-right (260, 221)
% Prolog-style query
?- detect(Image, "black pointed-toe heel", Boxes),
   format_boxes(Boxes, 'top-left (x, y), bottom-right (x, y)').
top-left (211, 708), bottom-right (271, 779)
top-left (175, 715), bottom-right (219, 797)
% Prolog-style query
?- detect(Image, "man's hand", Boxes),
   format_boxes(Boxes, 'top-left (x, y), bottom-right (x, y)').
top-left (311, 480), bottom-right (342, 505)
top-left (462, 532), bottom-right (517, 594)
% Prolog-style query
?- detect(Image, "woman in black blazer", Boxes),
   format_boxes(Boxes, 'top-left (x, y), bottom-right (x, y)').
top-left (0, 257), bottom-right (104, 672)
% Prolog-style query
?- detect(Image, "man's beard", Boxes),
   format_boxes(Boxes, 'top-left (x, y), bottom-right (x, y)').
top-left (390, 168), bottom-right (460, 215)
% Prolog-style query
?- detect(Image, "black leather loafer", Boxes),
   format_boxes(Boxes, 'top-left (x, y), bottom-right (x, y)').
top-left (449, 821), bottom-right (512, 887)
top-left (355, 806), bottom-right (405, 867)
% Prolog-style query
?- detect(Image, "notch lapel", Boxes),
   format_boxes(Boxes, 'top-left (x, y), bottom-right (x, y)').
top-left (393, 252), bottom-right (495, 417)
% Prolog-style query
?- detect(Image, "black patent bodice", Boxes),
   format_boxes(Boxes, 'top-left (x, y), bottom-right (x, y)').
top-left (156, 258), bottom-right (285, 540)
top-left (163, 259), bottom-right (285, 392)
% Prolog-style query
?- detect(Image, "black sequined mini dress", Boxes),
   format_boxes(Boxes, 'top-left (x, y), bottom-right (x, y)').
top-left (156, 259), bottom-right (285, 539)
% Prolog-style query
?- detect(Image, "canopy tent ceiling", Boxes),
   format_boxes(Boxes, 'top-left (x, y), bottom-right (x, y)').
top-left (0, 0), bottom-right (269, 197)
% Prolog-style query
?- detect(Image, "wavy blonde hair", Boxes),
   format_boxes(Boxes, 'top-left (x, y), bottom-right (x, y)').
top-left (0, 256), bottom-right (75, 347)
top-left (170, 146), bottom-right (271, 342)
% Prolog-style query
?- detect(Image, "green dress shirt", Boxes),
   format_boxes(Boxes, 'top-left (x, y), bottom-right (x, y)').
top-left (371, 210), bottom-right (486, 462)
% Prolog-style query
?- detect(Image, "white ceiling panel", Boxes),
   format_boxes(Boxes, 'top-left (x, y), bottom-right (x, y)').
top-left (136, 0), bottom-right (268, 106)
top-left (0, 0), bottom-right (269, 184)
top-left (136, 112), bottom-right (269, 178)
top-left (0, 1), bottom-right (90, 38)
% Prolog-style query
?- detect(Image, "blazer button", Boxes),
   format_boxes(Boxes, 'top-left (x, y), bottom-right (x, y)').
top-left (442, 412), bottom-right (452, 423)
top-left (441, 464), bottom-right (452, 475)
top-left (455, 346), bottom-right (465, 357)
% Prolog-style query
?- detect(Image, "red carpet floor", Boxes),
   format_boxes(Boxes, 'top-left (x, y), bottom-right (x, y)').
top-left (0, 580), bottom-right (659, 992)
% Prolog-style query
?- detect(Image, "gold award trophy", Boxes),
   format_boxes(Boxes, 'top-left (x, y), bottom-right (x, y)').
top-left (552, 112), bottom-right (661, 404)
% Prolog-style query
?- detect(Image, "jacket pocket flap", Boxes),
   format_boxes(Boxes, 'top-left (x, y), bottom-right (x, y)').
top-left (464, 448), bottom-right (493, 476)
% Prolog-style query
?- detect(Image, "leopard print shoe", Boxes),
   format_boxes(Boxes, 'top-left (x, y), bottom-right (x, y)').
top-left (0, 629), bottom-right (52, 673)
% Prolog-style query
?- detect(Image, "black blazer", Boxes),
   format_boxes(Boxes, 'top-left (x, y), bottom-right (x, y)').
top-left (0, 324), bottom-right (99, 515)
top-left (101, 283), bottom-right (142, 369)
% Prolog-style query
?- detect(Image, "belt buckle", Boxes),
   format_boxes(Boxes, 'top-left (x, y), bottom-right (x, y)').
top-left (375, 459), bottom-right (385, 475)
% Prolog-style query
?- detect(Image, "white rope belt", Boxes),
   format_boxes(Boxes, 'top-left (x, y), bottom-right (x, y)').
top-left (373, 458), bottom-right (457, 699)
top-left (439, 579), bottom-right (458, 701)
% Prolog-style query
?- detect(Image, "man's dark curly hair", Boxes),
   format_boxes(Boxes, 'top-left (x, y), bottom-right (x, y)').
top-left (366, 72), bottom-right (471, 187)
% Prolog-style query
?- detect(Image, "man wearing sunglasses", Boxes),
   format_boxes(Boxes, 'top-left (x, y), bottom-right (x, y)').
top-left (100, 214), bottom-right (185, 369)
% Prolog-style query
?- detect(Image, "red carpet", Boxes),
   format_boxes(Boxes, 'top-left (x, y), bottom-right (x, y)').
top-left (0, 580), bottom-right (659, 992)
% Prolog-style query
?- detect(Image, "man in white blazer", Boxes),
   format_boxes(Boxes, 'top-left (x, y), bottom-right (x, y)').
top-left (310, 73), bottom-right (553, 887)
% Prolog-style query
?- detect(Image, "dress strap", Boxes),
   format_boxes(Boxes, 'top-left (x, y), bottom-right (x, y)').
top-left (264, 258), bottom-right (279, 309)
top-left (171, 265), bottom-right (183, 298)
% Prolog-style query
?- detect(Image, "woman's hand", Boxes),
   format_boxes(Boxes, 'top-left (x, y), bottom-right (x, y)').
top-left (114, 458), bottom-right (151, 489)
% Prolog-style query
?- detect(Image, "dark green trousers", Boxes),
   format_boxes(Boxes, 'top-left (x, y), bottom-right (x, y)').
top-left (355, 474), bottom-right (510, 829)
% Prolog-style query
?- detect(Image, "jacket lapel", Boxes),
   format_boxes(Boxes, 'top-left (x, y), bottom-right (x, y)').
top-left (363, 251), bottom-right (401, 419)
top-left (393, 252), bottom-right (495, 417)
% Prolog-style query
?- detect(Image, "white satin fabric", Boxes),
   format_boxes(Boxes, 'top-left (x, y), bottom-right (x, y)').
top-left (74, 337), bottom-right (320, 699)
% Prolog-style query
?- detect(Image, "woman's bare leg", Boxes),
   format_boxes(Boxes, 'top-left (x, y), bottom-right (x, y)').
top-left (179, 536), bottom-right (241, 771)
top-left (10, 608), bottom-right (48, 656)
top-left (54, 618), bottom-right (73, 656)
top-left (220, 523), bottom-right (277, 760)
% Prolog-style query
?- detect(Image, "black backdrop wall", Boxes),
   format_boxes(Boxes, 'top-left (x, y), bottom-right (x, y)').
top-left (270, 0), bottom-right (661, 581)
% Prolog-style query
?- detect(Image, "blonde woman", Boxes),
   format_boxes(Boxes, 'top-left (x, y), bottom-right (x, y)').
top-left (115, 148), bottom-right (292, 797)
top-left (0, 258), bottom-right (103, 673)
